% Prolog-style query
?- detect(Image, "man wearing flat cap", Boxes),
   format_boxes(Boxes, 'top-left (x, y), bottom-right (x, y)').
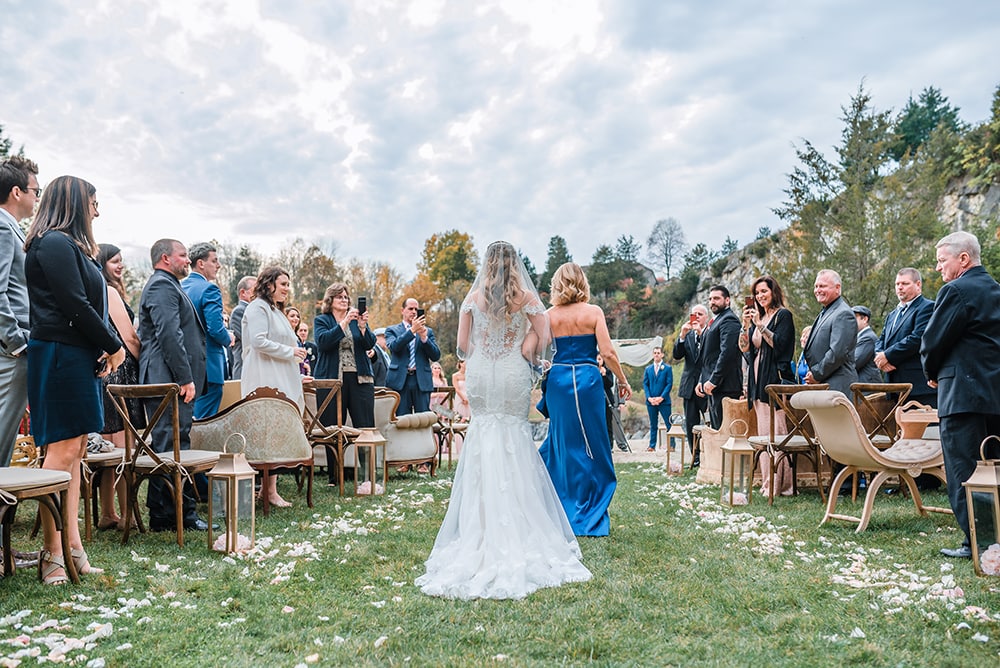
top-left (853, 305), bottom-right (881, 383)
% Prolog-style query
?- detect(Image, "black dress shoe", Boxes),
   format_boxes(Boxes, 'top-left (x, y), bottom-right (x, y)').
top-left (184, 517), bottom-right (218, 531)
top-left (148, 518), bottom-right (176, 532)
top-left (940, 545), bottom-right (972, 559)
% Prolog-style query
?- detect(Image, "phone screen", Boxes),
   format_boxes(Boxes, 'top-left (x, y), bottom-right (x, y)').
top-left (745, 296), bottom-right (754, 308)
top-left (357, 297), bottom-right (367, 315)
top-left (416, 308), bottom-right (425, 319)
top-left (689, 313), bottom-right (697, 324)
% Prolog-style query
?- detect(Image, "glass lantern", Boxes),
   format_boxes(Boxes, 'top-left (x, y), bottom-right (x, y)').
top-left (665, 414), bottom-right (687, 475)
top-left (354, 428), bottom-right (387, 496)
top-left (720, 419), bottom-right (754, 506)
top-left (208, 434), bottom-right (256, 554)
top-left (963, 436), bottom-right (1000, 576)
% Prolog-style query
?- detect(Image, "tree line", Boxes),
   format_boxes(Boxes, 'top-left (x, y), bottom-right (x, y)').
top-left (3, 80), bottom-right (998, 378)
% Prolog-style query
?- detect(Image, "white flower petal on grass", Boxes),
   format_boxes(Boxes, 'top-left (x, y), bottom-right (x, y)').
top-left (374, 635), bottom-right (389, 648)
top-left (971, 632), bottom-right (989, 642)
top-left (154, 563), bottom-right (170, 573)
top-left (117, 643), bottom-right (133, 650)
top-left (282, 606), bottom-right (295, 614)
top-left (304, 653), bottom-right (320, 663)
top-left (333, 636), bottom-right (345, 644)
top-left (955, 622), bottom-right (971, 630)
top-left (371, 601), bottom-right (386, 608)
top-left (849, 627), bottom-right (865, 639)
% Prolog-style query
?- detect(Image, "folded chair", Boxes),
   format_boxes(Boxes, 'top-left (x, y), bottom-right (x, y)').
top-left (107, 383), bottom-right (220, 547)
top-left (790, 390), bottom-right (950, 532)
top-left (1, 467), bottom-right (78, 582)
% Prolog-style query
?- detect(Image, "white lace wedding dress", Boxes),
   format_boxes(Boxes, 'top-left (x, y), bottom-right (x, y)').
top-left (415, 301), bottom-right (592, 600)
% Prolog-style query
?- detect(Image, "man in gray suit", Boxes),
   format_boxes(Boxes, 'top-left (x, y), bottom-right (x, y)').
top-left (228, 275), bottom-right (256, 380)
top-left (0, 156), bottom-right (39, 466)
top-left (803, 269), bottom-right (857, 396)
top-left (138, 239), bottom-right (210, 532)
top-left (852, 305), bottom-right (881, 384)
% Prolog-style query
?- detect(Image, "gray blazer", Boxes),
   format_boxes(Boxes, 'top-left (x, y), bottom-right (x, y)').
top-left (804, 296), bottom-right (858, 396)
top-left (854, 326), bottom-right (881, 383)
top-left (0, 211), bottom-right (29, 355)
top-left (138, 269), bottom-right (207, 392)
top-left (229, 299), bottom-right (249, 380)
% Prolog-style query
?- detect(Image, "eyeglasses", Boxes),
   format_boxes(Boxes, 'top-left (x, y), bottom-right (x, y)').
top-left (21, 186), bottom-right (42, 197)
top-left (90, 200), bottom-right (100, 210)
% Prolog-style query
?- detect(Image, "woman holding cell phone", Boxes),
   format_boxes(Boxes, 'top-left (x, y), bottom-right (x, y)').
top-left (313, 283), bottom-right (377, 485)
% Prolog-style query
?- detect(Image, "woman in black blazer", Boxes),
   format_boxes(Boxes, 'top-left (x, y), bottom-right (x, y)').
top-left (313, 283), bottom-right (376, 484)
top-left (738, 275), bottom-right (796, 497)
top-left (24, 176), bottom-right (125, 583)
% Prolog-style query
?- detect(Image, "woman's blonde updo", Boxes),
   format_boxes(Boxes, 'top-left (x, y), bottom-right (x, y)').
top-left (549, 262), bottom-right (590, 306)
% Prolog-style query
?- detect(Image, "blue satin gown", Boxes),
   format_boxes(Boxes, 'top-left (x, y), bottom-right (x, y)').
top-left (538, 335), bottom-right (617, 536)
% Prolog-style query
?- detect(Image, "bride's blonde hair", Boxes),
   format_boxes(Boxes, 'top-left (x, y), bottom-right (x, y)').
top-left (481, 241), bottom-right (523, 319)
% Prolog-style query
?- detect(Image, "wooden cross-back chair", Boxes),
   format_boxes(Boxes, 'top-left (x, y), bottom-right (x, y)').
top-left (107, 383), bottom-right (220, 547)
top-left (748, 384), bottom-right (830, 505)
top-left (1, 468), bottom-right (78, 582)
top-left (302, 379), bottom-right (360, 496)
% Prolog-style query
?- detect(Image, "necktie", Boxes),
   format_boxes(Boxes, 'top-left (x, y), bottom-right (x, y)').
top-left (888, 304), bottom-right (908, 339)
top-left (407, 324), bottom-right (417, 369)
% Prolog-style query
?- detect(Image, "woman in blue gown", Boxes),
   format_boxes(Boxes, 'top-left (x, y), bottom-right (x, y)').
top-left (538, 263), bottom-right (632, 536)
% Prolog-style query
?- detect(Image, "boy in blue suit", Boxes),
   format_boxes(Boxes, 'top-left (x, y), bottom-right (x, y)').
top-left (643, 347), bottom-right (673, 451)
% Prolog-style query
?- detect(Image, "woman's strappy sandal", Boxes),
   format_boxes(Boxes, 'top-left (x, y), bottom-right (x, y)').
top-left (71, 548), bottom-right (104, 576)
top-left (38, 550), bottom-right (69, 586)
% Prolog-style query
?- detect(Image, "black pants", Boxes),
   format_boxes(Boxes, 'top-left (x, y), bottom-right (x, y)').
top-left (707, 391), bottom-right (741, 430)
top-left (144, 396), bottom-right (197, 523)
top-left (683, 394), bottom-right (708, 447)
top-left (939, 412), bottom-right (1000, 548)
top-left (320, 373), bottom-right (375, 484)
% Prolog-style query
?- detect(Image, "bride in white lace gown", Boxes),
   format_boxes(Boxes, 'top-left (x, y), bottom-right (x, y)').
top-left (415, 241), bottom-right (591, 600)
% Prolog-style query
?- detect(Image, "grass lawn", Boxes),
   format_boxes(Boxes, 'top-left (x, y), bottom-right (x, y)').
top-left (2, 461), bottom-right (999, 667)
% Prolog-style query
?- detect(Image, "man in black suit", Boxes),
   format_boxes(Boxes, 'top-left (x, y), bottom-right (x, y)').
top-left (920, 232), bottom-right (1000, 559)
top-left (673, 304), bottom-right (708, 462)
top-left (803, 270), bottom-right (857, 396)
top-left (875, 267), bottom-right (936, 407)
top-left (697, 286), bottom-right (742, 429)
top-left (138, 239), bottom-right (211, 532)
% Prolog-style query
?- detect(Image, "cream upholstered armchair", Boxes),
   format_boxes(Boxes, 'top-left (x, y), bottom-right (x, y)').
top-left (342, 389), bottom-right (438, 474)
top-left (790, 390), bottom-right (950, 532)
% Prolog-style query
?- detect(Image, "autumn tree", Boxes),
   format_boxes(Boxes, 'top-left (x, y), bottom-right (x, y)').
top-left (340, 259), bottom-right (406, 328)
top-left (646, 217), bottom-right (687, 280)
top-left (417, 230), bottom-right (478, 292)
top-left (295, 244), bottom-right (338, 315)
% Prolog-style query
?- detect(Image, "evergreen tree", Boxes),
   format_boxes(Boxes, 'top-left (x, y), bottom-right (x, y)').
top-left (890, 87), bottom-right (962, 161)
top-left (538, 235), bottom-right (572, 295)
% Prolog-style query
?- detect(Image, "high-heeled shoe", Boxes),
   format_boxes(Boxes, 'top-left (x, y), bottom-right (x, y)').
top-left (71, 548), bottom-right (104, 576)
top-left (38, 550), bottom-right (69, 586)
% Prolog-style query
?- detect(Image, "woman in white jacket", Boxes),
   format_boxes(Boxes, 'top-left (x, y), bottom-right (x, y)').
top-left (241, 265), bottom-right (308, 507)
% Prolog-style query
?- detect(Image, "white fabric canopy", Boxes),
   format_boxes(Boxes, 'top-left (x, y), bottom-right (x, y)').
top-left (612, 336), bottom-right (663, 367)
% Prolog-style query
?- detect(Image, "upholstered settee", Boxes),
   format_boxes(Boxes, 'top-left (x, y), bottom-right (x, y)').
top-left (340, 388), bottom-right (439, 475)
top-left (190, 387), bottom-right (313, 513)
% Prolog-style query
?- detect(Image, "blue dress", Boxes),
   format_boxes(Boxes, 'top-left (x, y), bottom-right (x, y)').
top-left (538, 334), bottom-right (617, 536)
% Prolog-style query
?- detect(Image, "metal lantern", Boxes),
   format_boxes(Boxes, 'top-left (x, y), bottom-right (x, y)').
top-left (664, 414), bottom-right (688, 475)
top-left (963, 436), bottom-right (1000, 576)
top-left (208, 434), bottom-right (256, 554)
top-left (354, 428), bottom-right (387, 496)
top-left (720, 419), bottom-right (754, 506)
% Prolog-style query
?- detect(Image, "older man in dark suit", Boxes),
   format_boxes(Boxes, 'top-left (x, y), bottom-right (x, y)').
top-left (697, 286), bottom-right (742, 429)
top-left (921, 232), bottom-right (1000, 559)
top-left (803, 269), bottom-right (857, 396)
top-left (138, 239), bottom-right (210, 532)
top-left (875, 267), bottom-right (936, 406)
top-left (673, 304), bottom-right (708, 463)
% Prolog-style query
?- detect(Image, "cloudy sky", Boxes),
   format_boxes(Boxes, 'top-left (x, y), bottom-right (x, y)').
top-left (2, 0), bottom-right (998, 279)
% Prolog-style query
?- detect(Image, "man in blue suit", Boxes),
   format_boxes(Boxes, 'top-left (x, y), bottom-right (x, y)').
top-left (643, 347), bottom-right (673, 451)
top-left (921, 232), bottom-right (1000, 559)
top-left (875, 268), bottom-right (936, 407)
top-left (181, 242), bottom-right (234, 419)
top-left (385, 298), bottom-right (441, 414)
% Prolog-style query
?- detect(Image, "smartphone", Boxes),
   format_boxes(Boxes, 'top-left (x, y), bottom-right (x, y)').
top-left (689, 313), bottom-right (697, 324)
top-left (94, 357), bottom-right (108, 376)
top-left (745, 296), bottom-right (755, 308)
top-left (357, 296), bottom-right (367, 315)
top-left (416, 308), bottom-right (425, 319)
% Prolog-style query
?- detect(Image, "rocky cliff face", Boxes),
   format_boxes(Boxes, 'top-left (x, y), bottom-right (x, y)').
top-left (939, 179), bottom-right (1000, 231)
